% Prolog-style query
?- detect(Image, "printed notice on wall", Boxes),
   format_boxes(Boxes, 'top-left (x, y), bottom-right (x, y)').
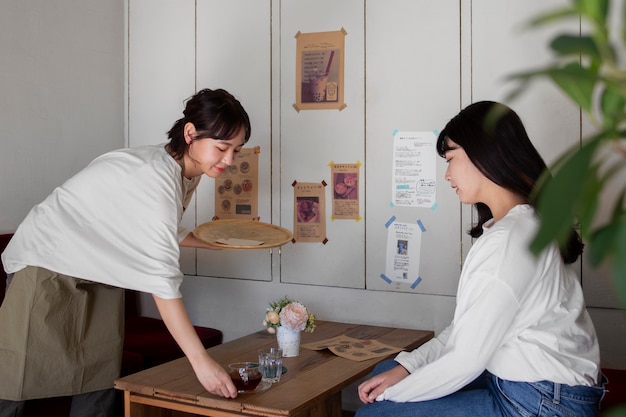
top-left (385, 221), bottom-right (422, 283)
top-left (331, 163), bottom-right (360, 220)
top-left (215, 147), bottom-right (259, 220)
top-left (294, 28), bottom-right (346, 111)
top-left (293, 182), bottom-right (327, 242)
top-left (392, 131), bottom-right (437, 208)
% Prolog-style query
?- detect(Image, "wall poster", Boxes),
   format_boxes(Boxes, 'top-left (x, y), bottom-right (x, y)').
top-left (384, 221), bottom-right (422, 286)
top-left (293, 181), bottom-right (327, 243)
top-left (294, 28), bottom-right (346, 111)
top-left (391, 131), bottom-right (437, 208)
top-left (214, 146), bottom-right (260, 220)
top-left (331, 162), bottom-right (360, 220)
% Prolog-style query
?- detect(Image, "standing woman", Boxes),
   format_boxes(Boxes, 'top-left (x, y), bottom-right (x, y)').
top-left (0, 88), bottom-right (250, 417)
top-left (356, 101), bottom-right (604, 417)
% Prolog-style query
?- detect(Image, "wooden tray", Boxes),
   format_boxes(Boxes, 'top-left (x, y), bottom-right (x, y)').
top-left (193, 220), bottom-right (293, 250)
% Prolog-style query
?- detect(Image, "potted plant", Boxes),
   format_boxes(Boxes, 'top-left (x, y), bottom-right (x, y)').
top-left (509, 1), bottom-right (625, 415)
top-left (263, 296), bottom-right (315, 356)
top-left (509, 0), bottom-right (626, 306)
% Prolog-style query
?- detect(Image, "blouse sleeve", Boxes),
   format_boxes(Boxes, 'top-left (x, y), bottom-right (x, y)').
top-left (393, 324), bottom-right (452, 373)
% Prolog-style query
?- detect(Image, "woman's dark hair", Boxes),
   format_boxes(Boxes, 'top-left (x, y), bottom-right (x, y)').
top-left (166, 88), bottom-right (251, 159)
top-left (436, 101), bottom-right (583, 264)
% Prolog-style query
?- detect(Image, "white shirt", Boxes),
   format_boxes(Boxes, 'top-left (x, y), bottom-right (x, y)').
top-left (2, 145), bottom-right (199, 299)
top-left (380, 204), bottom-right (600, 403)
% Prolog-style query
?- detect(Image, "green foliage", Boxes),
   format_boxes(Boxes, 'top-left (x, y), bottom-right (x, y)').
top-left (509, 0), bottom-right (626, 307)
top-left (604, 406), bottom-right (626, 417)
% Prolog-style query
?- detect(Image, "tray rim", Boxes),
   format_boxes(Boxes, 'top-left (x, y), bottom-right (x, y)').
top-left (193, 219), bottom-right (293, 250)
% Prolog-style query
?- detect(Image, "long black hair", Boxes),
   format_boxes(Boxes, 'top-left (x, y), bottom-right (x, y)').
top-left (166, 88), bottom-right (251, 159)
top-left (436, 101), bottom-right (583, 264)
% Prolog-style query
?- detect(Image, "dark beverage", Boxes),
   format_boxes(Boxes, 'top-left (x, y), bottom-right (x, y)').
top-left (229, 368), bottom-right (262, 391)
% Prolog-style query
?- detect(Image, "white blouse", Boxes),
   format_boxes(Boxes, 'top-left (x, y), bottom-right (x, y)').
top-left (380, 204), bottom-right (600, 403)
top-left (2, 145), bottom-right (199, 299)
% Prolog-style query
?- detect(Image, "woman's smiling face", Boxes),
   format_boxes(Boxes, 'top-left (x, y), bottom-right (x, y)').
top-left (443, 138), bottom-right (488, 205)
top-left (183, 123), bottom-right (246, 179)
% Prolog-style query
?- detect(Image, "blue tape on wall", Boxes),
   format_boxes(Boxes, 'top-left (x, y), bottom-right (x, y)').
top-left (379, 274), bottom-right (392, 284)
top-left (417, 219), bottom-right (426, 232)
top-left (385, 216), bottom-right (396, 228)
top-left (411, 277), bottom-right (423, 289)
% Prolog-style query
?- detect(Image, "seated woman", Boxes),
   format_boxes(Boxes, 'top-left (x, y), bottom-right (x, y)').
top-left (356, 101), bottom-right (604, 417)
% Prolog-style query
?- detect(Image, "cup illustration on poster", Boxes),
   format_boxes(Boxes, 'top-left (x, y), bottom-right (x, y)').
top-left (330, 162), bottom-right (361, 221)
top-left (294, 29), bottom-right (346, 111)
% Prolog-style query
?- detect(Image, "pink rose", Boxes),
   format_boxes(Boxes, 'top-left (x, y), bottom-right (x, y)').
top-left (266, 311), bottom-right (280, 325)
top-left (279, 302), bottom-right (309, 331)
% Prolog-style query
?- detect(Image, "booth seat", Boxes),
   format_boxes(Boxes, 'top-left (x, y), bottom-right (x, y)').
top-left (0, 233), bottom-right (223, 416)
top-left (602, 368), bottom-right (626, 413)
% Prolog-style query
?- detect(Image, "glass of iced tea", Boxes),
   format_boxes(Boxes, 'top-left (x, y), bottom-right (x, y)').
top-left (228, 362), bottom-right (263, 392)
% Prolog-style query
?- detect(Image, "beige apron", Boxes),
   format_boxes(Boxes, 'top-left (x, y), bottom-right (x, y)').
top-left (0, 266), bottom-right (124, 400)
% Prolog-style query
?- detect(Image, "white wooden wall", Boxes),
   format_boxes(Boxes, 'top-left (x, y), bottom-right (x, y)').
top-left (127, 0), bottom-right (626, 368)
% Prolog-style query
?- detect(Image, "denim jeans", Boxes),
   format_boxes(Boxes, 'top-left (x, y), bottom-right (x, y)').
top-left (355, 360), bottom-right (605, 417)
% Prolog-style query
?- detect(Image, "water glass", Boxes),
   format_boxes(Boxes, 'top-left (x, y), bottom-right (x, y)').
top-left (258, 347), bottom-right (283, 383)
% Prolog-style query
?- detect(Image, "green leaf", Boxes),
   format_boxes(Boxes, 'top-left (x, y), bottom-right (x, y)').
top-left (600, 87), bottom-right (626, 129)
top-left (604, 405), bottom-right (626, 417)
top-left (576, 162), bottom-right (602, 238)
top-left (588, 206), bottom-right (626, 277)
top-left (550, 35), bottom-right (601, 59)
top-left (589, 220), bottom-right (619, 265)
top-left (575, 0), bottom-right (608, 26)
top-left (528, 9), bottom-right (579, 27)
top-left (532, 139), bottom-right (601, 254)
top-left (610, 183), bottom-right (626, 220)
top-left (611, 216), bottom-right (626, 306)
top-left (546, 63), bottom-right (598, 113)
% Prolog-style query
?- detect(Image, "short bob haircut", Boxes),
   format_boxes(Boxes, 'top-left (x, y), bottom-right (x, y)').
top-left (166, 88), bottom-right (251, 160)
top-left (436, 101), bottom-right (582, 264)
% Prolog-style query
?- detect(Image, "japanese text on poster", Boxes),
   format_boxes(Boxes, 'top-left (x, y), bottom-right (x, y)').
top-left (392, 131), bottom-right (437, 207)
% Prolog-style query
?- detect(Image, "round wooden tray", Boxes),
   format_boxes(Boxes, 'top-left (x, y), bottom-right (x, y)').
top-left (193, 220), bottom-right (293, 250)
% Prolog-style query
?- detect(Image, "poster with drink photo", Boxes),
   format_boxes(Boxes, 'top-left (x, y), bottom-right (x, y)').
top-left (294, 29), bottom-right (346, 111)
top-left (293, 181), bottom-right (327, 242)
top-left (331, 162), bottom-right (360, 220)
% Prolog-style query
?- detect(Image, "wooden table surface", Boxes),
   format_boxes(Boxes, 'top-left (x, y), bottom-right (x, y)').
top-left (114, 321), bottom-right (434, 417)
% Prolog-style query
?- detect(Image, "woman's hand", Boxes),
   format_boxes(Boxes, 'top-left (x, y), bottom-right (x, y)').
top-left (357, 364), bottom-right (409, 403)
top-left (152, 295), bottom-right (237, 398)
top-left (190, 354), bottom-right (238, 398)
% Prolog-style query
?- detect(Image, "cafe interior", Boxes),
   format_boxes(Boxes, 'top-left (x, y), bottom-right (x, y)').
top-left (1, 0), bottom-right (625, 415)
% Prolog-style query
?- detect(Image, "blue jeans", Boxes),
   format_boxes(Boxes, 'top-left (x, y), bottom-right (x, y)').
top-left (355, 360), bottom-right (605, 417)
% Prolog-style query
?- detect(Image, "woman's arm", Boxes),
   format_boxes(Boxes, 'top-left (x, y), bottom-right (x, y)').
top-left (152, 295), bottom-right (237, 398)
top-left (179, 232), bottom-right (222, 249)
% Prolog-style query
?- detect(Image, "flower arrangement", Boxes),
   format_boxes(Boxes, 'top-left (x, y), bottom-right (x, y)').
top-left (263, 296), bottom-right (316, 334)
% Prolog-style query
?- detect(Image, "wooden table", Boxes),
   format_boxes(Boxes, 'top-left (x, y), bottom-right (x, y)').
top-left (114, 321), bottom-right (434, 417)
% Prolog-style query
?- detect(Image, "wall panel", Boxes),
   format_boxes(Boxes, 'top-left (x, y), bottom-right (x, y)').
top-left (364, 0), bottom-right (462, 295)
top-left (279, 0), bottom-right (366, 288)
top-left (195, 0), bottom-right (273, 280)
